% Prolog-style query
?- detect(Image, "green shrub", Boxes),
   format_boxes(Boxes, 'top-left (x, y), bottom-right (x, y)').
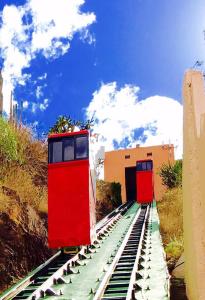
top-left (0, 118), bottom-right (19, 162)
top-left (96, 180), bottom-right (122, 221)
top-left (110, 182), bottom-right (122, 207)
top-left (165, 238), bottom-right (183, 258)
top-left (159, 160), bottom-right (182, 189)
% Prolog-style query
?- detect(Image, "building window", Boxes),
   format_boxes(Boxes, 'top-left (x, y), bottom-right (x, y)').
top-left (147, 152), bottom-right (152, 157)
top-left (125, 155), bottom-right (130, 159)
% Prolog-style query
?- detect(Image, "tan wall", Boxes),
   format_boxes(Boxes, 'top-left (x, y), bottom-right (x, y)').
top-left (104, 145), bottom-right (175, 202)
top-left (183, 70), bottom-right (205, 300)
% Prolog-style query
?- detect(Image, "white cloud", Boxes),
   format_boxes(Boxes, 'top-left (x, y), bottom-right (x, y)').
top-left (39, 98), bottom-right (49, 111)
top-left (30, 98), bottom-right (49, 113)
top-left (31, 102), bottom-right (37, 113)
top-left (0, 0), bottom-right (96, 113)
top-left (86, 82), bottom-right (183, 159)
top-left (22, 100), bottom-right (29, 109)
top-left (38, 73), bottom-right (47, 80)
top-left (36, 85), bottom-right (43, 99)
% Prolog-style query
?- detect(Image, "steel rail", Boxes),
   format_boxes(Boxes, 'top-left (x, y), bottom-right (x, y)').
top-left (93, 205), bottom-right (150, 300)
top-left (126, 205), bottom-right (150, 300)
top-left (0, 202), bottom-right (132, 300)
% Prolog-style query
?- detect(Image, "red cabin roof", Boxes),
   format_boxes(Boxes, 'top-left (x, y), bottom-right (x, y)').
top-left (48, 129), bottom-right (89, 139)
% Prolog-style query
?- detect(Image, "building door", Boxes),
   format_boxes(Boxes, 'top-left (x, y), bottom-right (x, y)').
top-left (125, 167), bottom-right (136, 201)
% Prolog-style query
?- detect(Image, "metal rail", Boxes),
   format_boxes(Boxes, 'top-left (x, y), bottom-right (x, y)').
top-left (93, 204), bottom-right (150, 300)
top-left (0, 202), bottom-right (131, 300)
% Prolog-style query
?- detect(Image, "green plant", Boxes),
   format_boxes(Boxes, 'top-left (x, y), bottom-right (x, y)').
top-left (159, 160), bottom-right (182, 189)
top-left (0, 117), bottom-right (19, 162)
top-left (49, 115), bottom-right (94, 134)
top-left (96, 180), bottom-right (122, 221)
top-left (165, 237), bottom-right (184, 258)
top-left (110, 182), bottom-right (122, 207)
top-left (157, 187), bottom-right (183, 260)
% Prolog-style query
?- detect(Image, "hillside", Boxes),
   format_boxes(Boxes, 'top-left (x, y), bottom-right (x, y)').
top-left (0, 118), bottom-right (52, 293)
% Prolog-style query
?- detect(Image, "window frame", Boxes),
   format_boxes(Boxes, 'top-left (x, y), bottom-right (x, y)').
top-left (48, 134), bottom-right (89, 164)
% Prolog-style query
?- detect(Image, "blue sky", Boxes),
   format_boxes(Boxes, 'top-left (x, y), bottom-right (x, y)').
top-left (0, 0), bottom-right (205, 156)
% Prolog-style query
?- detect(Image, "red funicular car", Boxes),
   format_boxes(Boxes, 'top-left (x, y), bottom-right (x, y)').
top-left (136, 160), bottom-right (154, 204)
top-left (48, 130), bottom-right (96, 248)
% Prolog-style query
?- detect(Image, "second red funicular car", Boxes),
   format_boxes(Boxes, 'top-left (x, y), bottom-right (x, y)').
top-left (48, 130), bottom-right (96, 248)
top-left (136, 159), bottom-right (154, 204)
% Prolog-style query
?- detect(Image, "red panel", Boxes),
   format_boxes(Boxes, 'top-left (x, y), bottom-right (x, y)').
top-left (136, 171), bottom-right (153, 203)
top-left (48, 159), bottom-right (94, 248)
top-left (48, 129), bottom-right (89, 139)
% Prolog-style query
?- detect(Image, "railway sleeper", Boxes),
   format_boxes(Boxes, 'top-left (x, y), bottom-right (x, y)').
top-left (106, 282), bottom-right (130, 288)
top-left (104, 287), bottom-right (128, 294)
top-left (115, 266), bottom-right (133, 271)
top-left (123, 246), bottom-right (138, 251)
top-left (101, 297), bottom-right (126, 300)
top-left (118, 258), bottom-right (135, 263)
top-left (110, 276), bottom-right (130, 282)
top-left (127, 239), bottom-right (140, 243)
top-left (112, 271), bottom-right (132, 277)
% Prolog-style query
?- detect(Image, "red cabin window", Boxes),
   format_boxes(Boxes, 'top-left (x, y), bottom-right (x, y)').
top-left (64, 138), bottom-right (74, 161)
top-left (76, 136), bottom-right (88, 159)
top-left (52, 141), bottom-right (62, 163)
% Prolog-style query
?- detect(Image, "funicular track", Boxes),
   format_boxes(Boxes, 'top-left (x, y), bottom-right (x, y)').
top-left (94, 205), bottom-right (150, 300)
top-left (0, 202), bottom-right (132, 300)
top-left (1, 202), bottom-right (152, 300)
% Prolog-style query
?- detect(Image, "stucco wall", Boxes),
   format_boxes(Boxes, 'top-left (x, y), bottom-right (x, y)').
top-left (104, 145), bottom-right (174, 202)
top-left (183, 70), bottom-right (205, 300)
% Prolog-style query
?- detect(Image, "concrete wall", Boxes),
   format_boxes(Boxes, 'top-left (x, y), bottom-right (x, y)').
top-left (183, 70), bottom-right (205, 300)
top-left (104, 145), bottom-right (174, 203)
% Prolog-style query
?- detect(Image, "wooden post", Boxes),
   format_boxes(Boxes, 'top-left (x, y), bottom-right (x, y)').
top-left (183, 70), bottom-right (205, 300)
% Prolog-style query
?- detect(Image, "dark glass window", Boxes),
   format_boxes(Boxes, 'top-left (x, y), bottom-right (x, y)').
top-left (147, 152), bottom-right (152, 157)
top-left (52, 141), bottom-right (62, 163)
top-left (136, 162), bottom-right (142, 171)
top-left (125, 155), bottom-right (130, 159)
top-left (64, 138), bottom-right (74, 161)
top-left (136, 161), bottom-right (153, 171)
top-left (147, 161), bottom-right (153, 170)
top-left (76, 136), bottom-right (88, 159)
top-left (142, 162), bottom-right (147, 171)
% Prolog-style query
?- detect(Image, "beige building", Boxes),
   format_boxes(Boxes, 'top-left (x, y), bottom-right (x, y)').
top-left (104, 144), bottom-right (175, 203)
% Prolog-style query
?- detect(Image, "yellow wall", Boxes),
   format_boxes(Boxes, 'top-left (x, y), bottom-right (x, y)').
top-left (104, 144), bottom-right (174, 202)
top-left (183, 70), bottom-right (205, 300)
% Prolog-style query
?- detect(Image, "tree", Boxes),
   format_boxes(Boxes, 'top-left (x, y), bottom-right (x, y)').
top-left (159, 160), bottom-right (182, 189)
top-left (49, 115), bottom-right (94, 134)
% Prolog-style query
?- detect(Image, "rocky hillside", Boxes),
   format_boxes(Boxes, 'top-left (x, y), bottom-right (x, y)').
top-left (0, 118), bottom-right (52, 293)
